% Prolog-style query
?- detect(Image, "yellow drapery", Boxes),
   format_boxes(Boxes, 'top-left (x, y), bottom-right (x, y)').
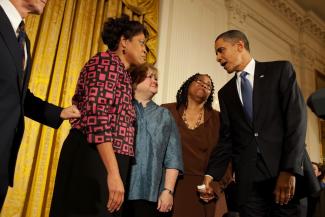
top-left (0, 0), bottom-right (159, 216)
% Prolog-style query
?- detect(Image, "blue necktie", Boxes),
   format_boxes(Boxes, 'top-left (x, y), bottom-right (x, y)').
top-left (240, 71), bottom-right (253, 121)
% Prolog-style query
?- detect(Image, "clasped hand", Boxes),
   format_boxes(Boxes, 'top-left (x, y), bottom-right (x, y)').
top-left (198, 187), bottom-right (215, 203)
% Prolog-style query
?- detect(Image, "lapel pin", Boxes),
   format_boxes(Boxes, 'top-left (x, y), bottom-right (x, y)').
top-left (259, 74), bottom-right (264, 78)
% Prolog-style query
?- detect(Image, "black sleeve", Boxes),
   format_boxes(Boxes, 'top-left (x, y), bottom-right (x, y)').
top-left (206, 94), bottom-right (232, 180)
top-left (24, 89), bottom-right (63, 129)
top-left (279, 61), bottom-right (306, 176)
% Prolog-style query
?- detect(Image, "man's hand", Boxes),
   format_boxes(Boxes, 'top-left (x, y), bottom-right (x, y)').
top-left (198, 175), bottom-right (215, 203)
top-left (60, 105), bottom-right (80, 120)
top-left (107, 173), bottom-right (125, 213)
top-left (273, 171), bottom-right (296, 205)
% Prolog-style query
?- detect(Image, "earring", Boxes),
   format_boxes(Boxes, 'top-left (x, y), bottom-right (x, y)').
top-left (122, 49), bottom-right (126, 54)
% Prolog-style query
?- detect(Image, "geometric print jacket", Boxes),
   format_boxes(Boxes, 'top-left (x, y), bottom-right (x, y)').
top-left (72, 51), bottom-right (136, 156)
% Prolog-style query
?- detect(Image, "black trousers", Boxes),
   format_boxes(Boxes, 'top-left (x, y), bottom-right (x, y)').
top-left (50, 129), bottom-right (131, 217)
top-left (123, 200), bottom-right (171, 217)
top-left (0, 181), bottom-right (8, 212)
top-left (239, 179), bottom-right (307, 217)
top-left (0, 172), bottom-right (9, 212)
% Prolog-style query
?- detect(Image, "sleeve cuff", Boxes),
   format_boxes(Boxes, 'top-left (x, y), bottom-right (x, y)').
top-left (205, 174), bottom-right (214, 180)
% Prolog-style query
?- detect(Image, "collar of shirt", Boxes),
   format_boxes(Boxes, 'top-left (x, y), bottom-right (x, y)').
top-left (133, 100), bottom-right (156, 111)
top-left (133, 100), bottom-right (157, 122)
top-left (236, 58), bottom-right (255, 87)
top-left (236, 58), bottom-right (255, 104)
top-left (108, 51), bottom-right (127, 71)
top-left (0, 0), bottom-right (23, 38)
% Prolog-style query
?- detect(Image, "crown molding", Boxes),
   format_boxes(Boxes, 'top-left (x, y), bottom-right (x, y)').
top-left (264, 0), bottom-right (325, 45)
top-left (223, 0), bottom-right (325, 69)
top-left (224, 0), bottom-right (325, 46)
top-left (225, 0), bottom-right (248, 25)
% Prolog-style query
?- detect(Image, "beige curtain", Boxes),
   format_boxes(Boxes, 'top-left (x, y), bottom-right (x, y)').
top-left (0, 0), bottom-right (159, 216)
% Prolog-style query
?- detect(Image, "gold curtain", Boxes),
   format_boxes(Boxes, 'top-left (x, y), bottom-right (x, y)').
top-left (0, 0), bottom-right (159, 216)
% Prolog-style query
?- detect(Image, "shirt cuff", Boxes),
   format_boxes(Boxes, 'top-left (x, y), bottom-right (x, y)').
top-left (204, 174), bottom-right (214, 180)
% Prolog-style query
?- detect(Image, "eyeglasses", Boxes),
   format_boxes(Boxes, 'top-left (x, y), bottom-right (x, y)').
top-left (139, 40), bottom-right (146, 46)
top-left (194, 79), bottom-right (212, 91)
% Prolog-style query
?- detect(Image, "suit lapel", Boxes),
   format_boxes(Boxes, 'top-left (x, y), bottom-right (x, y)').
top-left (0, 6), bottom-right (24, 92)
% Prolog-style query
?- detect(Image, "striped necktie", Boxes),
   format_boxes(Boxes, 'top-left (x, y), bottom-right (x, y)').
top-left (18, 21), bottom-right (26, 74)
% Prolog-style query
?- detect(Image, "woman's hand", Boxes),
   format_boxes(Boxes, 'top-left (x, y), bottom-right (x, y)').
top-left (157, 190), bottom-right (173, 212)
top-left (96, 142), bottom-right (124, 213)
top-left (106, 173), bottom-right (125, 213)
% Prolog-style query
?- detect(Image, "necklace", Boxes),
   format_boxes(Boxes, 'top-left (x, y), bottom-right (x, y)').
top-left (182, 109), bottom-right (203, 130)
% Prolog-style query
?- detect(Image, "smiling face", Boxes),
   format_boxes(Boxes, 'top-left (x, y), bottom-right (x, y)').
top-left (135, 68), bottom-right (158, 99)
top-left (215, 38), bottom-right (247, 74)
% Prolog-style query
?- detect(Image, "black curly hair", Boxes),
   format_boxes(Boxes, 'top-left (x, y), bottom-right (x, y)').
top-left (176, 73), bottom-right (215, 110)
top-left (101, 14), bottom-right (149, 51)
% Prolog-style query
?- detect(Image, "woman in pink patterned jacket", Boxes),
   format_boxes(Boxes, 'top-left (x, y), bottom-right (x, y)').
top-left (50, 15), bottom-right (148, 217)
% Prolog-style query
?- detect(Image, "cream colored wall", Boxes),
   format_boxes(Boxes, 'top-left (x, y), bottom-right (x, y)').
top-left (156, 0), bottom-right (325, 162)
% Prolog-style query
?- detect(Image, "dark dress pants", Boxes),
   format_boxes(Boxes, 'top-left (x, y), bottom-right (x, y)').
top-left (0, 177), bottom-right (9, 212)
top-left (123, 200), bottom-right (171, 217)
top-left (0, 186), bottom-right (7, 211)
top-left (239, 179), bottom-right (307, 217)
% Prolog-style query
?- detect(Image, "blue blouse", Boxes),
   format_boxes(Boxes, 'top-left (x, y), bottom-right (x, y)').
top-left (127, 100), bottom-right (183, 202)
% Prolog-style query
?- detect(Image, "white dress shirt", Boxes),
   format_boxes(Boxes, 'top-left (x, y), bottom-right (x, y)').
top-left (236, 58), bottom-right (256, 104)
top-left (0, 0), bottom-right (23, 37)
top-left (0, 0), bottom-right (27, 69)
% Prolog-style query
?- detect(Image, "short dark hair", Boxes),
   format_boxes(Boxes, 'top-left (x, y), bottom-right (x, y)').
top-left (101, 14), bottom-right (149, 51)
top-left (129, 63), bottom-right (157, 90)
top-left (216, 30), bottom-right (250, 52)
top-left (176, 73), bottom-right (214, 110)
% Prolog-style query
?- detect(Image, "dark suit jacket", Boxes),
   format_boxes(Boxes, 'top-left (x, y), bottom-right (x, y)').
top-left (0, 6), bottom-right (63, 189)
top-left (206, 60), bottom-right (320, 205)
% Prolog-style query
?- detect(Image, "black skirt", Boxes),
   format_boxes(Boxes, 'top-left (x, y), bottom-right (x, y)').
top-left (50, 129), bottom-right (130, 217)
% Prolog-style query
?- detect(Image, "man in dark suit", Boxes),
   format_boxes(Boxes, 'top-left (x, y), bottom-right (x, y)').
top-left (0, 0), bottom-right (80, 211)
top-left (199, 30), bottom-right (320, 217)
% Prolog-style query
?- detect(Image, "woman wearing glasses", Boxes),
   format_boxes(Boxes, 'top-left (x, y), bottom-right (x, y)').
top-left (123, 63), bottom-right (183, 217)
top-left (162, 73), bottom-right (231, 217)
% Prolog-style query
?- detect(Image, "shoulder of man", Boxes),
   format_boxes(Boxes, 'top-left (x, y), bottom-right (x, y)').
top-left (257, 60), bottom-right (292, 68)
top-left (218, 75), bottom-right (236, 96)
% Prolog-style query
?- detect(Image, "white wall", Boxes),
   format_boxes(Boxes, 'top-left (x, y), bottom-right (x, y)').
top-left (156, 0), bottom-right (325, 162)
top-left (156, 0), bottom-right (229, 109)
